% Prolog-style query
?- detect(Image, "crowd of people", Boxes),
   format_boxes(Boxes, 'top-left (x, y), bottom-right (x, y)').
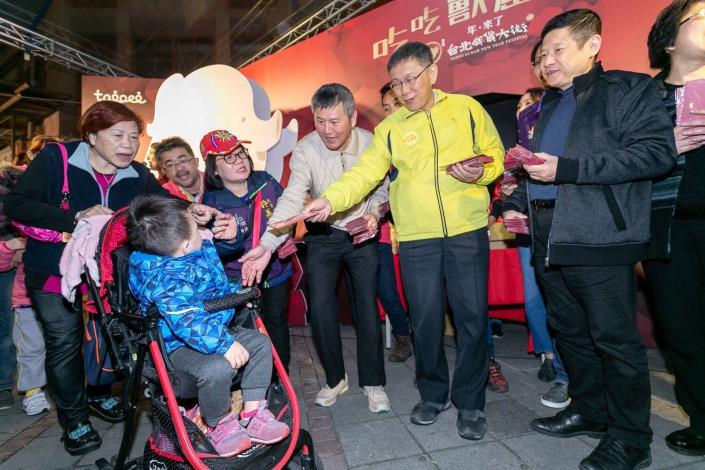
top-left (0, 2), bottom-right (703, 469)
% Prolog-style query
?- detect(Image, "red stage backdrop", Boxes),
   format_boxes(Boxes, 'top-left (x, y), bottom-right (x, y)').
top-left (242, 0), bottom-right (667, 133)
top-left (81, 1), bottom-right (668, 162)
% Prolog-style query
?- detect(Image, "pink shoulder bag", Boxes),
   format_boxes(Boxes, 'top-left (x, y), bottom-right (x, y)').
top-left (11, 142), bottom-right (72, 243)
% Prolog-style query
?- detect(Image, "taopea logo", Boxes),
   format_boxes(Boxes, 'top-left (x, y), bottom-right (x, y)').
top-left (402, 131), bottom-right (418, 146)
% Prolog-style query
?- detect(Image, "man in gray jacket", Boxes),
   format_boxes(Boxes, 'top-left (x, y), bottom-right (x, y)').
top-left (239, 83), bottom-right (390, 413)
top-left (503, 9), bottom-right (676, 470)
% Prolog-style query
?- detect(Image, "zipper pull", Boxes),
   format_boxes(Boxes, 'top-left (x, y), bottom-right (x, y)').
top-left (544, 257), bottom-right (549, 268)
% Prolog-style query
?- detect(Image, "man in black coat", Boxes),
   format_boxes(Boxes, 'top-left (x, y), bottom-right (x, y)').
top-left (503, 9), bottom-right (677, 470)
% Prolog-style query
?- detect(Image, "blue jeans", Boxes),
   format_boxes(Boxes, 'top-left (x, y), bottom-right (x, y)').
top-left (377, 242), bottom-right (409, 337)
top-left (519, 246), bottom-right (568, 384)
top-left (0, 269), bottom-right (17, 391)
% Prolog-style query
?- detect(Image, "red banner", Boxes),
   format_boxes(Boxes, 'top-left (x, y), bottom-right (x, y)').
top-left (81, 1), bottom-right (667, 157)
top-left (242, 0), bottom-right (666, 131)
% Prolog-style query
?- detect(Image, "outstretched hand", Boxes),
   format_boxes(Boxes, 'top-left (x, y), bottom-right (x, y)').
top-left (302, 197), bottom-right (332, 223)
top-left (238, 245), bottom-right (272, 286)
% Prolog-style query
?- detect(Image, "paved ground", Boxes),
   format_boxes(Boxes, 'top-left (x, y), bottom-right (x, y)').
top-left (1, 323), bottom-right (704, 469)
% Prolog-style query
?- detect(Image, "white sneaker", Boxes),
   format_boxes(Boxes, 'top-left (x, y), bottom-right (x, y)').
top-left (363, 386), bottom-right (390, 413)
top-left (23, 391), bottom-right (51, 416)
top-left (314, 375), bottom-right (348, 407)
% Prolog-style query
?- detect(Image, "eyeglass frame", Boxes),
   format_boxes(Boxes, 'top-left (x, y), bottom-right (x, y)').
top-left (162, 155), bottom-right (196, 171)
top-left (389, 63), bottom-right (433, 92)
top-left (215, 147), bottom-right (250, 165)
top-left (680, 7), bottom-right (705, 25)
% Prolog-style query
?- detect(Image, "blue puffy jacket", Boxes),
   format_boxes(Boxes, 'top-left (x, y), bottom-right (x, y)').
top-left (128, 240), bottom-right (242, 355)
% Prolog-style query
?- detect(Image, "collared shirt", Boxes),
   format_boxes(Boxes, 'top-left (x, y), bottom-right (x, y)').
top-left (162, 172), bottom-right (205, 203)
top-left (260, 127), bottom-right (388, 251)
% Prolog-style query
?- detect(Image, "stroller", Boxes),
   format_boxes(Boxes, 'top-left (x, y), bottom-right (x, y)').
top-left (86, 208), bottom-right (318, 470)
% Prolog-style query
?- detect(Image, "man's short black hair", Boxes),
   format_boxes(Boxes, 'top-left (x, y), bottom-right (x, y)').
top-left (311, 83), bottom-right (355, 118)
top-left (387, 41), bottom-right (433, 72)
top-left (152, 136), bottom-right (195, 165)
top-left (540, 9), bottom-right (601, 46)
top-left (127, 194), bottom-right (193, 256)
top-left (648, 0), bottom-right (699, 71)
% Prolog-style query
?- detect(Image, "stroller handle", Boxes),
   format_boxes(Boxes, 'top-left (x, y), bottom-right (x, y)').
top-left (203, 287), bottom-right (261, 312)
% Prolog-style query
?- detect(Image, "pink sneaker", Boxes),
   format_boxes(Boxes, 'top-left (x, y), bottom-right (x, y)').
top-left (206, 411), bottom-right (252, 457)
top-left (240, 401), bottom-right (291, 445)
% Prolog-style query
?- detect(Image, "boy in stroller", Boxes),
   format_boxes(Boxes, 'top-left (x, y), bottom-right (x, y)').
top-left (126, 194), bottom-right (290, 458)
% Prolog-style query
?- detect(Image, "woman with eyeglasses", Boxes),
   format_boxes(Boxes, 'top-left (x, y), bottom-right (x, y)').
top-left (646, 0), bottom-right (705, 457)
top-left (200, 130), bottom-right (293, 372)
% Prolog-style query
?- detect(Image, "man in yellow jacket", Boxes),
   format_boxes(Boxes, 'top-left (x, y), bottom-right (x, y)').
top-left (302, 42), bottom-right (504, 440)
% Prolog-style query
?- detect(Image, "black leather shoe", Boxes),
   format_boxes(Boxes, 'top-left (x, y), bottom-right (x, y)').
top-left (457, 409), bottom-right (486, 440)
top-left (62, 420), bottom-right (102, 456)
top-left (579, 437), bottom-right (651, 470)
top-left (530, 410), bottom-right (607, 438)
top-left (665, 428), bottom-right (705, 456)
top-left (88, 396), bottom-right (125, 423)
top-left (410, 400), bottom-right (451, 425)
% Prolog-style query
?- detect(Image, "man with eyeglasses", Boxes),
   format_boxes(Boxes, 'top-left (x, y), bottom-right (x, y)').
top-left (154, 136), bottom-right (205, 203)
top-left (300, 42), bottom-right (505, 441)
top-left (239, 83), bottom-right (391, 414)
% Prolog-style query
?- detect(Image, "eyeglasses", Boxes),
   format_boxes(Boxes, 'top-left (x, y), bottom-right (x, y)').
top-left (389, 64), bottom-right (432, 92)
top-left (216, 147), bottom-right (250, 164)
top-left (163, 156), bottom-right (195, 171)
top-left (680, 8), bottom-right (705, 25)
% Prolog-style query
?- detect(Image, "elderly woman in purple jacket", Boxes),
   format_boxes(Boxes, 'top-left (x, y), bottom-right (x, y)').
top-left (200, 130), bottom-right (293, 370)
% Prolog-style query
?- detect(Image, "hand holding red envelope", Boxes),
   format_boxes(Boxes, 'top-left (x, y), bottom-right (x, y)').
top-left (441, 154), bottom-right (494, 172)
top-left (503, 217), bottom-right (530, 235)
top-left (506, 145), bottom-right (545, 166)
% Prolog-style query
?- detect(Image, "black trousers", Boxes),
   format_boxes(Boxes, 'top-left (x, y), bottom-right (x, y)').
top-left (398, 229), bottom-right (489, 411)
top-left (304, 228), bottom-right (384, 388)
top-left (260, 279), bottom-right (291, 370)
top-left (644, 219), bottom-right (705, 434)
top-left (532, 208), bottom-right (652, 449)
top-left (28, 289), bottom-right (87, 430)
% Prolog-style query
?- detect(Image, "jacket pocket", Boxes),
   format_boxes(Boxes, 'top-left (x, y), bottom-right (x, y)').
top-left (601, 186), bottom-right (626, 231)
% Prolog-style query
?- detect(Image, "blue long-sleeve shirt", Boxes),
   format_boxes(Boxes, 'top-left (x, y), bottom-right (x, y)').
top-left (529, 86), bottom-right (576, 201)
top-left (129, 240), bottom-right (242, 355)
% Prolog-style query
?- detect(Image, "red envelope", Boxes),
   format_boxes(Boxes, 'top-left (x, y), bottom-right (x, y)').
top-left (440, 154), bottom-right (494, 172)
top-left (677, 78), bottom-right (705, 126)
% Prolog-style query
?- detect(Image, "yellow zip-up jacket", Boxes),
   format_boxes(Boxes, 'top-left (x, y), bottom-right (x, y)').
top-left (323, 90), bottom-right (505, 242)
